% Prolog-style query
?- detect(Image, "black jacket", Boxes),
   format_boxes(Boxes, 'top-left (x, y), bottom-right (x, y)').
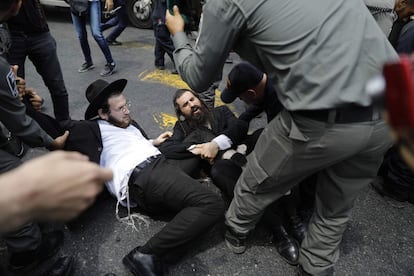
top-left (8, 0), bottom-right (49, 35)
top-left (159, 105), bottom-right (248, 159)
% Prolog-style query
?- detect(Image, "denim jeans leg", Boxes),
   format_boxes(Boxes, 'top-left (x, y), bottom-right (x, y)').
top-left (71, 12), bottom-right (92, 64)
top-left (156, 24), bottom-right (175, 62)
top-left (90, 1), bottom-right (114, 64)
top-left (101, 16), bottom-right (118, 32)
top-left (106, 4), bottom-right (128, 41)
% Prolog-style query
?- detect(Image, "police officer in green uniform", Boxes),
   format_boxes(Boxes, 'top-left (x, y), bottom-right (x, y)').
top-left (166, 0), bottom-right (397, 274)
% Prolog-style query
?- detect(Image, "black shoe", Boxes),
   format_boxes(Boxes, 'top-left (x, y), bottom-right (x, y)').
top-left (106, 39), bottom-right (122, 46)
top-left (155, 65), bottom-right (165, 70)
top-left (122, 247), bottom-right (167, 276)
top-left (171, 68), bottom-right (178, 74)
top-left (12, 255), bottom-right (74, 276)
top-left (273, 226), bottom-right (300, 265)
top-left (371, 176), bottom-right (408, 203)
top-left (78, 62), bottom-right (94, 73)
top-left (100, 63), bottom-right (116, 76)
top-left (9, 231), bottom-right (64, 271)
top-left (288, 215), bottom-right (307, 243)
top-left (224, 227), bottom-right (247, 254)
top-left (41, 255), bottom-right (75, 276)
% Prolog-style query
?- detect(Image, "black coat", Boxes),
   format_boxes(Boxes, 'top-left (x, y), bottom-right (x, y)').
top-left (159, 106), bottom-right (248, 160)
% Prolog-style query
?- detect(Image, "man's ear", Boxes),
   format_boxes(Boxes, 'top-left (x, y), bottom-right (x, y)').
top-left (246, 89), bottom-right (257, 98)
top-left (97, 108), bottom-right (108, 120)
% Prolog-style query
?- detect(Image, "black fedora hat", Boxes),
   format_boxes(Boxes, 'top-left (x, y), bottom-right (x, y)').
top-left (85, 79), bottom-right (127, 119)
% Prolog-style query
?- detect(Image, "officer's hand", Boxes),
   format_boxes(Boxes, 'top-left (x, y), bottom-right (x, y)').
top-left (166, 5), bottom-right (184, 36)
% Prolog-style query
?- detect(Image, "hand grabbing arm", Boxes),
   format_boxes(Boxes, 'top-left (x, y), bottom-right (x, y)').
top-left (26, 88), bottom-right (44, 112)
top-left (51, 130), bottom-right (69, 150)
top-left (188, 141), bottom-right (219, 163)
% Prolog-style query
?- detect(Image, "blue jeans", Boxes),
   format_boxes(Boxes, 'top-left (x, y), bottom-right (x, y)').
top-left (8, 31), bottom-right (70, 121)
top-left (101, 0), bottom-right (128, 41)
top-left (71, 0), bottom-right (114, 64)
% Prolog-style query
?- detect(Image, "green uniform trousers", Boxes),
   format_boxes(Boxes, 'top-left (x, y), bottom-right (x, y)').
top-left (225, 109), bottom-right (392, 275)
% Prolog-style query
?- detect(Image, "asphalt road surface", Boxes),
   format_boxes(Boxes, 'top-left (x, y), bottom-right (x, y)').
top-left (2, 7), bottom-right (414, 276)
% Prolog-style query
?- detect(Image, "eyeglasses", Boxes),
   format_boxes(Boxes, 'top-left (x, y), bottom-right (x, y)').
top-left (116, 101), bottom-right (131, 113)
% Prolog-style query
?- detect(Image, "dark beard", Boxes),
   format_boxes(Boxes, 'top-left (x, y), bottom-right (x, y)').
top-left (187, 104), bottom-right (211, 129)
top-left (107, 114), bottom-right (130, 128)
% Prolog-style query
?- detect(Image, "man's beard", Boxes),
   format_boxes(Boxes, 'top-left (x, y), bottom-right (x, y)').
top-left (187, 104), bottom-right (211, 128)
top-left (107, 114), bottom-right (131, 128)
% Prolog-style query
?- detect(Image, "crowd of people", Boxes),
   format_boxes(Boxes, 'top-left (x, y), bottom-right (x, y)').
top-left (0, 0), bottom-right (413, 275)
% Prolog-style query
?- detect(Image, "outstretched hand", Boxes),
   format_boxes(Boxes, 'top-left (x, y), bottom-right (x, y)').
top-left (153, 131), bottom-right (173, 146)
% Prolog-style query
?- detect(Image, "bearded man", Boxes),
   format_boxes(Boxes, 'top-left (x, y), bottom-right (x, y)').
top-left (159, 89), bottom-right (301, 265)
top-left (159, 89), bottom-right (249, 179)
top-left (62, 79), bottom-right (224, 276)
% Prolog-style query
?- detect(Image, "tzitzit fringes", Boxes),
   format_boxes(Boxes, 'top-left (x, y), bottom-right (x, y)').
top-left (115, 186), bottom-right (150, 232)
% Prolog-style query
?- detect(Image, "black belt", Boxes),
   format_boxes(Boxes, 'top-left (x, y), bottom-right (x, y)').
top-left (128, 154), bottom-right (161, 185)
top-left (292, 105), bottom-right (380, 123)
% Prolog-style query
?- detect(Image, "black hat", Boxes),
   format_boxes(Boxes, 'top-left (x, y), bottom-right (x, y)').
top-left (84, 79), bottom-right (127, 119)
top-left (220, 62), bottom-right (264, 104)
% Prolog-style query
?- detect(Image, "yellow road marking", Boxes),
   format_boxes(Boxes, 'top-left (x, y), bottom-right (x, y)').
top-left (140, 69), bottom-right (238, 130)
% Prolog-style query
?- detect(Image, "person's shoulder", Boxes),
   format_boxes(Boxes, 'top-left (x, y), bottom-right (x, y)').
top-left (0, 57), bottom-right (11, 74)
top-left (215, 105), bottom-right (231, 112)
top-left (63, 119), bottom-right (98, 130)
top-left (214, 105), bottom-right (235, 117)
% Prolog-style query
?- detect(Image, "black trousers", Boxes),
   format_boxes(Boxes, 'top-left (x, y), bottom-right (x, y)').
top-left (128, 156), bottom-right (224, 258)
top-left (153, 23), bottom-right (175, 67)
top-left (8, 31), bottom-right (70, 121)
top-left (210, 159), bottom-right (296, 231)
